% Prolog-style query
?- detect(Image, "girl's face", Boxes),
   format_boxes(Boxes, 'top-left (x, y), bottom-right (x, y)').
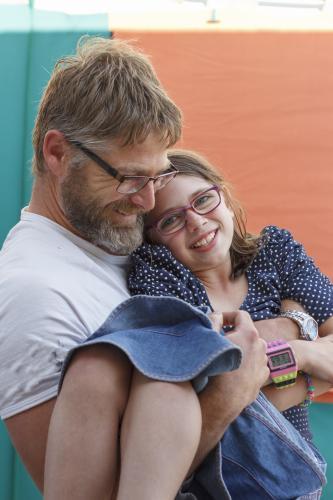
top-left (146, 175), bottom-right (235, 275)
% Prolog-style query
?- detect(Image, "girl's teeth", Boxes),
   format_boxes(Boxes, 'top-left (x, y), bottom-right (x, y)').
top-left (192, 231), bottom-right (215, 248)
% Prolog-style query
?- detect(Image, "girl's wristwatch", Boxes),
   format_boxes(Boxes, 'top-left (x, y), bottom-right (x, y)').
top-left (266, 339), bottom-right (298, 389)
top-left (279, 310), bottom-right (318, 341)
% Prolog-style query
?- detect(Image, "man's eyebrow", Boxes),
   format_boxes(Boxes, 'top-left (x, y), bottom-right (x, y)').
top-left (122, 160), bottom-right (172, 177)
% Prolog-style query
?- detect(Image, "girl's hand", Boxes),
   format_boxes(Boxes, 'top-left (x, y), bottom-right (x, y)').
top-left (290, 335), bottom-right (333, 384)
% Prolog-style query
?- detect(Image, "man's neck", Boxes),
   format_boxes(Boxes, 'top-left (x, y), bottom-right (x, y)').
top-left (28, 176), bottom-right (82, 238)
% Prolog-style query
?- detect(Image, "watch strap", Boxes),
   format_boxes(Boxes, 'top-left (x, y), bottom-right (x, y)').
top-left (267, 339), bottom-right (298, 389)
top-left (280, 310), bottom-right (318, 341)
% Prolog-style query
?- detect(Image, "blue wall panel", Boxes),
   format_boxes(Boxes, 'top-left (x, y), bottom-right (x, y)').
top-left (0, 5), bottom-right (109, 498)
top-left (310, 403), bottom-right (333, 500)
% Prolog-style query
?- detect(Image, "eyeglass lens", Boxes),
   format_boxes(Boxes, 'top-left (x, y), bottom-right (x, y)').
top-left (117, 170), bottom-right (177, 195)
top-left (157, 188), bottom-right (220, 234)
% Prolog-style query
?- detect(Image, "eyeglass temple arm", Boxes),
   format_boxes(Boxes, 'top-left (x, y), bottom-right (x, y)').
top-left (71, 140), bottom-right (178, 179)
top-left (70, 140), bottom-right (124, 182)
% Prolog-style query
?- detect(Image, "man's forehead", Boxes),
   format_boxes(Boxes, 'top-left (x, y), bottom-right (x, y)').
top-left (105, 142), bottom-right (170, 176)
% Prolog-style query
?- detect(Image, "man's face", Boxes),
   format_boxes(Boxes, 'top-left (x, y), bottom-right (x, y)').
top-left (59, 134), bottom-right (170, 255)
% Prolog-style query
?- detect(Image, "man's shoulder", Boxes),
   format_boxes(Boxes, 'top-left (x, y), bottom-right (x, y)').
top-left (2, 213), bottom-right (79, 256)
top-left (0, 212), bottom-right (130, 326)
top-left (0, 216), bottom-right (83, 308)
top-left (1, 213), bottom-right (94, 278)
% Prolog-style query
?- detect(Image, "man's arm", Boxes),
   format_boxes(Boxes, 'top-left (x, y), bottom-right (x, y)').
top-left (254, 299), bottom-right (305, 342)
top-left (188, 311), bottom-right (269, 474)
top-left (5, 398), bottom-right (56, 491)
top-left (296, 316), bottom-right (333, 383)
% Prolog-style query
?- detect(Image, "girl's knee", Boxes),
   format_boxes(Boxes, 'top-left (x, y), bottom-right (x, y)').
top-left (60, 345), bottom-right (132, 413)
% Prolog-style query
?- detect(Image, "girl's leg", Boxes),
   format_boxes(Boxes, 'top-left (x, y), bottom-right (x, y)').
top-left (117, 371), bottom-right (202, 500)
top-left (44, 345), bottom-right (132, 500)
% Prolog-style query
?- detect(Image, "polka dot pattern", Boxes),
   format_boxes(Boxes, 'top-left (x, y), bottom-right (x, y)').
top-left (129, 225), bottom-right (333, 441)
top-left (129, 242), bottom-right (210, 308)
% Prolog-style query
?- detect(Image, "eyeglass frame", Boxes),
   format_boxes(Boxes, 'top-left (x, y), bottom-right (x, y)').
top-left (69, 140), bottom-right (179, 195)
top-left (146, 185), bottom-right (222, 235)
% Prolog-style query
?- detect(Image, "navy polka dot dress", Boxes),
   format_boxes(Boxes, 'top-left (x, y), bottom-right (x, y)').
top-left (129, 225), bottom-right (333, 441)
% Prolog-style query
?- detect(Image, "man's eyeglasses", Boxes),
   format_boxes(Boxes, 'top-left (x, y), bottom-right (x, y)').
top-left (70, 140), bottom-right (179, 195)
top-left (147, 185), bottom-right (221, 235)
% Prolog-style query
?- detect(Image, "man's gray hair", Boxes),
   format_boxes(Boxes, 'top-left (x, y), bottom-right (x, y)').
top-left (32, 36), bottom-right (182, 175)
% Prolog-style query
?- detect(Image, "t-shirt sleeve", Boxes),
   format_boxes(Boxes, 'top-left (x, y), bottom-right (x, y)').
top-left (263, 225), bottom-right (333, 324)
top-left (0, 272), bottom-right (88, 419)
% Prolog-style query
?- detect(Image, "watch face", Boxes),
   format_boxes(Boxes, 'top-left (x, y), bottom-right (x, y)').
top-left (304, 318), bottom-right (318, 341)
top-left (270, 352), bottom-right (292, 368)
top-left (268, 348), bottom-right (295, 372)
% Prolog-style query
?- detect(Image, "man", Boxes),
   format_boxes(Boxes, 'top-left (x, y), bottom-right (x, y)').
top-left (0, 36), bottom-right (268, 499)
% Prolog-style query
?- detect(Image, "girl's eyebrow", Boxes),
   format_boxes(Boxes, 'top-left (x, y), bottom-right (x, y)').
top-left (157, 187), bottom-right (211, 217)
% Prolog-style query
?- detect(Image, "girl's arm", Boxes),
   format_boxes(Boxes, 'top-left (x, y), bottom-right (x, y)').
top-left (254, 298), bottom-right (320, 342)
top-left (261, 316), bottom-right (333, 410)
top-left (262, 376), bottom-right (331, 412)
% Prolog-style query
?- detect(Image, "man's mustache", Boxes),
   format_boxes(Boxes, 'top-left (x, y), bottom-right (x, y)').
top-left (107, 200), bottom-right (146, 216)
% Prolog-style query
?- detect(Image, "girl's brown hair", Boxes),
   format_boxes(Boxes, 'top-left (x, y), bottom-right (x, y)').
top-left (167, 149), bottom-right (264, 278)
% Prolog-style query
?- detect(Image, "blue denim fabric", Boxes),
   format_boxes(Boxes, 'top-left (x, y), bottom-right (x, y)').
top-left (60, 296), bottom-right (327, 500)
top-left (221, 393), bottom-right (326, 500)
top-left (60, 295), bottom-right (242, 392)
top-left (178, 392), bottom-right (326, 500)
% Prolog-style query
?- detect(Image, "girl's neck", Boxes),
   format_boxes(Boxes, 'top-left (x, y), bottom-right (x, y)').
top-left (198, 269), bottom-right (248, 313)
top-left (195, 260), bottom-right (232, 291)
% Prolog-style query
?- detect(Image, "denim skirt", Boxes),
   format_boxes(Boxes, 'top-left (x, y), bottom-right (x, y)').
top-left (60, 295), bottom-right (242, 392)
top-left (59, 295), bottom-right (327, 500)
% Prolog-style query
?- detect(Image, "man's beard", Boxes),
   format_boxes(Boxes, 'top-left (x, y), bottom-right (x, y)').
top-left (60, 170), bottom-right (144, 255)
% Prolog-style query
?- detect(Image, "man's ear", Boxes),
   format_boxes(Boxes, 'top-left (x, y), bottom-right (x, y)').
top-left (43, 130), bottom-right (68, 177)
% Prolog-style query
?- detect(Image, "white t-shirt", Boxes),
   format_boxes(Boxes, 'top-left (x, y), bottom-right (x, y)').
top-left (0, 210), bottom-right (130, 419)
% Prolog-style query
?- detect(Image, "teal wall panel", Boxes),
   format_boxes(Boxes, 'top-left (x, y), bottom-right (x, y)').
top-left (0, 423), bottom-right (15, 499)
top-left (0, 5), bottom-right (109, 498)
top-left (0, 5), bottom-right (110, 245)
top-left (310, 403), bottom-right (333, 500)
top-left (12, 455), bottom-right (42, 500)
top-left (0, 30), bottom-right (30, 246)
top-left (0, 421), bottom-right (42, 500)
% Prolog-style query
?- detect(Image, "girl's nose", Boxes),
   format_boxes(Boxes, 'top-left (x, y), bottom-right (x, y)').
top-left (185, 209), bottom-right (207, 232)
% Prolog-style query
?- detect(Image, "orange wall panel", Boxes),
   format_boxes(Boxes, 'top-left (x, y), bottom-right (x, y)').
top-left (115, 31), bottom-right (333, 278)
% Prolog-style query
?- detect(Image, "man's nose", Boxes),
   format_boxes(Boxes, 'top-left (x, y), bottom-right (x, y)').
top-left (129, 180), bottom-right (156, 212)
top-left (185, 209), bottom-right (207, 232)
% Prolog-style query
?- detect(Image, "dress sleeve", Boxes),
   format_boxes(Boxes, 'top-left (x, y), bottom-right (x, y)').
top-left (263, 226), bottom-right (333, 325)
